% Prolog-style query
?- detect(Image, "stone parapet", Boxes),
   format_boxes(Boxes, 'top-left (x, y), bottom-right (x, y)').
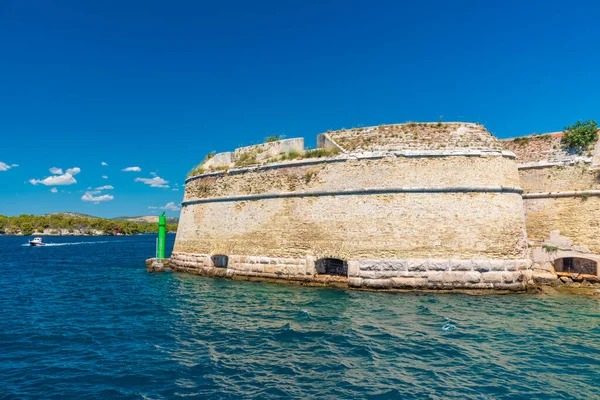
top-left (185, 149), bottom-right (517, 184)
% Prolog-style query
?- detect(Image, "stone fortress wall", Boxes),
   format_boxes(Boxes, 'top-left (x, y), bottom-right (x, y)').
top-left (502, 131), bottom-right (600, 281)
top-left (171, 123), bottom-right (532, 291)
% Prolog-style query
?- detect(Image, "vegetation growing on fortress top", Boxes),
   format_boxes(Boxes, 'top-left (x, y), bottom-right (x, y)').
top-left (562, 120), bottom-right (598, 149)
top-left (326, 122), bottom-right (501, 152)
top-left (187, 141), bottom-right (340, 177)
top-left (503, 119), bottom-right (598, 163)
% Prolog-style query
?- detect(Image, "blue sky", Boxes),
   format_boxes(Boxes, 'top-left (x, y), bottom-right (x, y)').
top-left (1, 0), bottom-right (599, 217)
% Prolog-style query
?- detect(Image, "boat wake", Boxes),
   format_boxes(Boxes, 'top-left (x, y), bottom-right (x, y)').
top-left (22, 240), bottom-right (121, 247)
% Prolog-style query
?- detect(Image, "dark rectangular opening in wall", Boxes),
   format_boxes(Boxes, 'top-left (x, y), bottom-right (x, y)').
top-left (555, 257), bottom-right (597, 275)
top-left (212, 255), bottom-right (229, 268)
top-left (316, 258), bottom-right (347, 276)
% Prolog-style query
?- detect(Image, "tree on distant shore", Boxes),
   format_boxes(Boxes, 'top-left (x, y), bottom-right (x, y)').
top-left (562, 120), bottom-right (598, 149)
top-left (21, 222), bottom-right (34, 236)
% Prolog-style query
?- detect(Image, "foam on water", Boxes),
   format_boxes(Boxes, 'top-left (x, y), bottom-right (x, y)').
top-left (21, 240), bottom-right (124, 247)
top-left (1, 235), bottom-right (599, 399)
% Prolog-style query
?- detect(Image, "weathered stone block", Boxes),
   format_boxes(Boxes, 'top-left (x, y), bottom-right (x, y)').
top-left (264, 264), bottom-right (275, 274)
top-left (274, 264), bottom-right (299, 275)
top-left (473, 259), bottom-right (492, 272)
top-left (360, 269), bottom-right (401, 279)
top-left (503, 260), bottom-right (517, 271)
top-left (443, 271), bottom-right (459, 283)
top-left (408, 259), bottom-right (428, 272)
top-left (390, 277), bottom-right (421, 288)
top-left (348, 277), bottom-right (363, 287)
top-left (502, 271), bottom-right (521, 284)
top-left (489, 260), bottom-right (505, 271)
top-left (464, 271), bottom-right (482, 283)
top-left (347, 260), bottom-right (360, 277)
top-left (362, 278), bottom-right (393, 289)
top-left (482, 271), bottom-right (503, 283)
top-left (516, 260), bottom-right (531, 271)
top-left (305, 256), bottom-right (316, 276)
top-left (428, 271), bottom-right (444, 282)
top-left (428, 259), bottom-right (450, 271)
top-left (450, 259), bottom-right (473, 271)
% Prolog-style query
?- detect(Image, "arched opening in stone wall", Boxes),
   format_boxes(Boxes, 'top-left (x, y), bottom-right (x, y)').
top-left (554, 257), bottom-right (598, 276)
top-left (212, 255), bottom-right (229, 268)
top-left (316, 258), bottom-right (348, 276)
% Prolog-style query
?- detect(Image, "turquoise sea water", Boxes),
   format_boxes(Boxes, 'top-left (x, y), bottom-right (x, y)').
top-left (1, 235), bottom-right (599, 399)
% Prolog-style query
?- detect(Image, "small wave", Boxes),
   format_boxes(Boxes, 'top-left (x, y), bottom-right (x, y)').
top-left (299, 309), bottom-right (311, 318)
top-left (442, 317), bottom-right (456, 331)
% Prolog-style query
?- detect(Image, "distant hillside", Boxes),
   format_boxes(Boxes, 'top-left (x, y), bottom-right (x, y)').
top-left (43, 212), bottom-right (99, 219)
top-left (112, 216), bottom-right (179, 224)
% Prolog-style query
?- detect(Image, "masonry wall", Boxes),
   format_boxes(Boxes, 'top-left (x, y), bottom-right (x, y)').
top-left (173, 151), bottom-right (530, 290)
top-left (519, 164), bottom-right (600, 192)
top-left (516, 161), bottom-right (600, 254)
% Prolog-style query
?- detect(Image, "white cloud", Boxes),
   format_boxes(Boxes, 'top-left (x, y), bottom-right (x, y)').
top-left (30, 167), bottom-right (80, 186)
top-left (81, 191), bottom-right (114, 203)
top-left (95, 185), bottom-right (114, 190)
top-left (172, 188), bottom-right (179, 191)
top-left (135, 176), bottom-right (169, 188)
top-left (148, 201), bottom-right (181, 212)
top-left (0, 162), bottom-right (15, 171)
top-left (11, 164), bottom-right (18, 167)
top-left (150, 172), bottom-right (157, 177)
top-left (122, 166), bottom-right (141, 172)
top-left (101, 161), bottom-right (108, 166)
top-left (50, 188), bottom-right (58, 193)
top-left (101, 175), bottom-right (108, 179)
top-left (162, 202), bottom-right (181, 211)
top-left (49, 167), bottom-right (63, 175)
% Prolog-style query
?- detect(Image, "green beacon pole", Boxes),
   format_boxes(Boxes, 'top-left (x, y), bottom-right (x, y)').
top-left (157, 212), bottom-right (166, 259)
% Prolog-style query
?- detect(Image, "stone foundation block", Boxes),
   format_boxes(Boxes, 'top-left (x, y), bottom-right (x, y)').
top-left (362, 278), bottom-right (393, 289)
top-left (450, 260), bottom-right (474, 271)
top-left (489, 260), bottom-right (506, 271)
top-left (428, 259), bottom-right (450, 271)
top-left (408, 259), bottom-right (427, 272)
top-left (502, 271), bottom-right (521, 284)
top-left (347, 260), bottom-right (359, 277)
top-left (274, 264), bottom-right (300, 276)
top-left (306, 256), bottom-right (316, 276)
top-left (464, 271), bottom-right (482, 283)
top-left (348, 277), bottom-right (363, 287)
top-left (442, 272), bottom-right (460, 283)
top-left (473, 260), bottom-right (492, 272)
top-left (516, 260), bottom-right (532, 271)
top-left (360, 269), bottom-right (402, 279)
top-left (503, 260), bottom-right (517, 271)
top-left (482, 271), bottom-right (503, 283)
top-left (428, 271), bottom-right (444, 282)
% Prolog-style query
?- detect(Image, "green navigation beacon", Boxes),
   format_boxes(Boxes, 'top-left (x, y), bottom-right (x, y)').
top-left (157, 211), bottom-right (166, 259)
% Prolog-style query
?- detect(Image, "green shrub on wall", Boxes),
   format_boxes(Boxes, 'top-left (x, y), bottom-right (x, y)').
top-left (562, 120), bottom-right (598, 149)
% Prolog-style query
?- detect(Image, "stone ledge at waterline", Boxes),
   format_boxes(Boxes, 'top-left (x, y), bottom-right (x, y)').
top-left (148, 253), bottom-right (533, 292)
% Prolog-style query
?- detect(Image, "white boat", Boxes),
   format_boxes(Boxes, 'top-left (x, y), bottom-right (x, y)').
top-left (29, 237), bottom-right (45, 246)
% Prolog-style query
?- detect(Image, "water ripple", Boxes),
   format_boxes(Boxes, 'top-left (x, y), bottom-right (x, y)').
top-left (0, 235), bottom-right (599, 398)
